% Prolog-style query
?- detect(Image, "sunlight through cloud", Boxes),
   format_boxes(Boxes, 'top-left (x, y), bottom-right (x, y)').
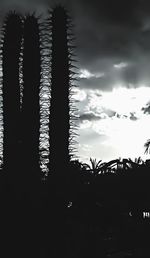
top-left (88, 86), bottom-right (150, 117)
top-left (79, 69), bottom-right (104, 79)
top-left (78, 86), bottom-right (150, 162)
top-left (114, 62), bottom-right (128, 69)
top-left (73, 89), bottom-right (87, 101)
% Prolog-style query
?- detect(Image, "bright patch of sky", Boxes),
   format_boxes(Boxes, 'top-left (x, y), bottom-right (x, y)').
top-left (87, 86), bottom-right (150, 117)
top-left (114, 62), bottom-right (128, 69)
top-left (76, 86), bottom-right (150, 163)
top-left (79, 69), bottom-right (105, 79)
top-left (73, 88), bottom-right (87, 102)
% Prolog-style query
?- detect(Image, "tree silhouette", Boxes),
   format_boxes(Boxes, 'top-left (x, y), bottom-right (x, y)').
top-left (48, 6), bottom-right (78, 191)
top-left (144, 139), bottom-right (150, 154)
top-left (2, 12), bottom-right (23, 183)
top-left (45, 7), bottom-right (79, 257)
top-left (82, 158), bottom-right (105, 175)
top-left (21, 14), bottom-right (41, 188)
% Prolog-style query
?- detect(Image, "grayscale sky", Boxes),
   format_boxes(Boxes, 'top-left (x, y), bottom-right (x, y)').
top-left (1, 0), bottom-right (150, 163)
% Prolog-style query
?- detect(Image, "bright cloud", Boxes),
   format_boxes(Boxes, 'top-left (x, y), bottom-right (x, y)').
top-left (79, 69), bottom-right (104, 79)
top-left (98, 115), bottom-right (150, 159)
top-left (73, 89), bottom-right (87, 102)
top-left (114, 62), bottom-right (128, 69)
top-left (87, 86), bottom-right (150, 117)
top-left (78, 86), bottom-right (150, 162)
top-left (80, 120), bottom-right (92, 129)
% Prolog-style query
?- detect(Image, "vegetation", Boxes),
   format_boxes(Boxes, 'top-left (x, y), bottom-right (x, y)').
top-left (21, 14), bottom-right (41, 189)
top-left (47, 6), bottom-right (78, 217)
top-left (144, 139), bottom-right (150, 154)
top-left (1, 6), bottom-right (150, 258)
top-left (1, 12), bottom-right (23, 184)
top-left (48, 6), bottom-right (77, 175)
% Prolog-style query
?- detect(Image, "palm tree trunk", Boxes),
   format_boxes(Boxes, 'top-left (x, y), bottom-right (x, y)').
top-left (2, 12), bottom-right (22, 183)
top-left (21, 15), bottom-right (41, 190)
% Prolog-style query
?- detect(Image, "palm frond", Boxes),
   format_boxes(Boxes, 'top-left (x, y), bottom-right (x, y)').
top-left (144, 139), bottom-right (150, 154)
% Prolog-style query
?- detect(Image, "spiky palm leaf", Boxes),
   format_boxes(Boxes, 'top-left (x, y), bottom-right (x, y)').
top-left (82, 158), bottom-right (104, 175)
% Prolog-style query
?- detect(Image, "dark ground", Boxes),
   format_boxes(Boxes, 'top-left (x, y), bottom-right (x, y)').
top-left (1, 167), bottom-right (150, 258)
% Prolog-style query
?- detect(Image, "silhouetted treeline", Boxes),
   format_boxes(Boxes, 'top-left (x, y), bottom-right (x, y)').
top-left (68, 158), bottom-right (150, 217)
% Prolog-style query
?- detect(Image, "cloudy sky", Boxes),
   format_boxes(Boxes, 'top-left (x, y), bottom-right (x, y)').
top-left (1, 0), bottom-right (150, 163)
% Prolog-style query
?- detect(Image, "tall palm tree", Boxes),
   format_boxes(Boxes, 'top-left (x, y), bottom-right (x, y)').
top-left (49, 6), bottom-right (73, 174)
top-left (48, 5), bottom-right (78, 188)
top-left (2, 12), bottom-right (22, 182)
top-left (21, 14), bottom-right (41, 189)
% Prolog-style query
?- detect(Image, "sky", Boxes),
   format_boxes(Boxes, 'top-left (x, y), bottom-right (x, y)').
top-left (1, 0), bottom-right (150, 163)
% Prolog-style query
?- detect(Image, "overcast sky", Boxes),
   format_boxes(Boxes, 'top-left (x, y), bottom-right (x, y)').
top-left (2, 0), bottom-right (150, 163)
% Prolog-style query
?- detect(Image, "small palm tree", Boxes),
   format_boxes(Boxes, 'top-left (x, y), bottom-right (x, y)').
top-left (144, 139), bottom-right (150, 154)
top-left (82, 158), bottom-right (104, 175)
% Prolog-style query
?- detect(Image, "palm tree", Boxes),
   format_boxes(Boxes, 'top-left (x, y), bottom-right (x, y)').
top-left (49, 6), bottom-right (76, 175)
top-left (2, 12), bottom-right (22, 182)
top-left (48, 6), bottom-right (78, 201)
top-left (21, 14), bottom-right (41, 189)
top-left (144, 139), bottom-right (150, 154)
top-left (82, 158), bottom-right (105, 175)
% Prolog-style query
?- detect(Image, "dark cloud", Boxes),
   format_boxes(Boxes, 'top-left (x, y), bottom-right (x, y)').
top-left (76, 0), bottom-right (140, 26)
top-left (74, 1), bottom-right (140, 65)
top-left (71, 0), bottom-right (150, 90)
top-left (130, 112), bottom-right (138, 121)
top-left (1, 0), bottom-right (150, 91)
top-left (102, 108), bottom-right (116, 118)
top-left (79, 112), bottom-right (102, 122)
top-left (79, 107), bottom-right (116, 123)
top-left (142, 104), bottom-right (150, 114)
top-left (0, 0), bottom-right (50, 22)
top-left (79, 74), bottom-right (119, 91)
